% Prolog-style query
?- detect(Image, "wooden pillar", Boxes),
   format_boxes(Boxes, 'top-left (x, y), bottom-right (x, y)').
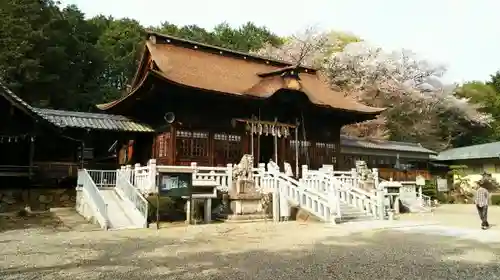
top-left (169, 125), bottom-right (177, 165)
top-left (334, 134), bottom-right (341, 171)
top-left (208, 131), bottom-right (215, 166)
top-left (28, 136), bottom-right (35, 180)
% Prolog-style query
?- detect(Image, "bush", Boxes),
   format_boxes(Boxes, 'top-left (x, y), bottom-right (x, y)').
top-left (146, 195), bottom-right (177, 220)
top-left (423, 180), bottom-right (437, 199)
top-left (16, 209), bottom-right (28, 217)
top-left (491, 194), bottom-right (500, 206)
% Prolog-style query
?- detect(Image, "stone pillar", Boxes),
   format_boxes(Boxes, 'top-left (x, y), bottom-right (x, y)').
top-left (394, 195), bottom-right (400, 214)
top-left (146, 159), bottom-right (157, 194)
top-left (273, 178), bottom-right (279, 222)
top-left (301, 165), bottom-right (308, 179)
top-left (351, 168), bottom-right (357, 188)
top-left (121, 165), bottom-right (130, 188)
top-left (185, 198), bottom-right (192, 225)
top-left (418, 186), bottom-right (423, 206)
top-left (373, 168), bottom-right (385, 220)
top-left (226, 163), bottom-right (233, 192)
top-left (279, 182), bottom-right (289, 221)
top-left (204, 198), bottom-right (212, 223)
top-left (133, 163), bottom-right (140, 182)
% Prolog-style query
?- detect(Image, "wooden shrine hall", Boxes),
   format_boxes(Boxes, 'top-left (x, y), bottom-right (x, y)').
top-left (97, 31), bottom-right (388, 174)
top-left (0, 82), bottom-right (154, 187)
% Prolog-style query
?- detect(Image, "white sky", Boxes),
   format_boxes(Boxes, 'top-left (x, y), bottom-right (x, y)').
top-left (60, 0), bottom-right (500, 83)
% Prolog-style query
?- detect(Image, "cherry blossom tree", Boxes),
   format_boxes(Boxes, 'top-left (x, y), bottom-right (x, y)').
top-left (254, 28), bottom-right (491, 150)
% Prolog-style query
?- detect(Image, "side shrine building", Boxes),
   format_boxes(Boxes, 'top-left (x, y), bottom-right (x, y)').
top-left (97, 32), bottom-right (389, 175)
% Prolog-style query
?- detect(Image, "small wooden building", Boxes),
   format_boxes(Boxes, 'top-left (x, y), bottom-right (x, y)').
top-left (97, 32), bottom-right (386, 175)
top-left (340, 135), bottom-right (436, 180)
top-left (0, 82), bottom-right (154, 187)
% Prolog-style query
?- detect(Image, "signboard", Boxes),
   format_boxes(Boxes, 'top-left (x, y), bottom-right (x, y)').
top-left (416, 175), bottom-right (426, 186)
top-left (437, 178), bottom-right (448, 192)
top-left (158, 172), bottom-right (192, 197)
top-left (78, 147), bottom-right (94, 160)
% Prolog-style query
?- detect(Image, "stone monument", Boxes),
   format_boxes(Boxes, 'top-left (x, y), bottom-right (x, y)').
top-left (226, 155), bottom-right (270, 221)
top-left (355, 160), bottom-right (375, 191)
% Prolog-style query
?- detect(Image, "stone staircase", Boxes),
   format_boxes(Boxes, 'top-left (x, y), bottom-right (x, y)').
top-left (76, 160), bottom-right (415, 230)
top-left (337, 201), bottom-right (374, 223)
top-left (76, 169), bottom-right (148, 230)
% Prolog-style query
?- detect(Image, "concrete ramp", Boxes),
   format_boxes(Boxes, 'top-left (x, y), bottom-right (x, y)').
top-left (99, 189), bottom-right (137, 230)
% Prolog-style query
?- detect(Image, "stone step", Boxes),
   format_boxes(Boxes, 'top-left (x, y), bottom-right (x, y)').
top-left (338, 215), bottom-right (374, 223)
top-left (221, 213), bottom-right (271, 221)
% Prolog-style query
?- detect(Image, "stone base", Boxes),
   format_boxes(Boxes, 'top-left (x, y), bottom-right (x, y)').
top-left (293, 206), bottom-right (322, 223)
top-left (223, 213), bottom-right (272, 223)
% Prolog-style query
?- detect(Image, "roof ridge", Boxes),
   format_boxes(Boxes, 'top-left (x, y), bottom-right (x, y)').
top-left (443, 141), bottom-right (500, 152)
top-left (146, 30), bottom-right (318, 72)
top-left (340, 134), bottom-right (424, 147)
top-left (34, 108), bottom-right (130, 120)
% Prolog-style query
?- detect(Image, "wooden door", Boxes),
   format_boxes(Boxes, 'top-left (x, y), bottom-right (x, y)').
top-left (154, 132), bottom-right (172, 165)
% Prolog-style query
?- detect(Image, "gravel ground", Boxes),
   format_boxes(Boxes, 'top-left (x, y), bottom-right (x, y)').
top-left (1, 219), bottom-right (500, 280)
top-left (399, 204), bottom-right (500, 229)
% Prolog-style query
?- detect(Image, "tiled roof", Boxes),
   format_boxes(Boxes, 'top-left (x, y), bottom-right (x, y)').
top-left (0, 81), bottom-right (40, 117)
top-left (340, 135), bottom-right (436, 154)
top-left (436, 142), bottom-right (500, 161)
top-left (97, 32), bottom-right (385, 117)
top-left (33, 108), bottom-right (154, 132)
top-left (0, 80), bottom-right (154, 133)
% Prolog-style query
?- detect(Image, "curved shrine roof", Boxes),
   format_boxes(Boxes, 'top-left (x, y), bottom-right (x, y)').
top-left (97, 32), bottom-right (385, 115)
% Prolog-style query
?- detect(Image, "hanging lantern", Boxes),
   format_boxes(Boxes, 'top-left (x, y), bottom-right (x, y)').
top-left (245, 122), bottom-right (251, 132)
top-left (277, 125), bottom-right (282, 137)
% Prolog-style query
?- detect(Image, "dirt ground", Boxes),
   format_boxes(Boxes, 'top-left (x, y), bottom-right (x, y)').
top-left (399, 204), bottom-right (500, 229)
top-left (0, 208), bottom-right (499, 280)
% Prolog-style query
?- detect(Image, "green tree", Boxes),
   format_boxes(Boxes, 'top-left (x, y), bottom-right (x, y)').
top-left (454, 81), bottom-right (500, 145)
top-left (1, 1), bottom-right (284, 110)
top-left (91, 17), bottom-right (144, 101)
top-left (153, 21), bottom-right (283, 53)
top-left (0, 0), bottom-right (103, 110)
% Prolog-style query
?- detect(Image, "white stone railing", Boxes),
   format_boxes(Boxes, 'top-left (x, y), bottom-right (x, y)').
top-left (257, 166), bottom-right (338, 223)
top-left (303, 166), bottom-right (385, 220)
top-left (86, 169), bottom-right (117, 188)
top-left (116, 168), bottom-right (149, 228)
top-left (77, 169), bottom-right (109, 229)
top-left (194, 164), bottom-right (233, 192)
top-left (129, 161), bottom-right (156, 194)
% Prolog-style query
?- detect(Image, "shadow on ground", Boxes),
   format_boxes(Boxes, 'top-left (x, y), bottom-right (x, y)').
top-left (0, 212), bottom-right (64, 232)
top-left (1, 228), bottom-right (500, 280)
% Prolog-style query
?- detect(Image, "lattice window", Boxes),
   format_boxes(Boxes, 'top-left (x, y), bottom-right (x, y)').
top-left (343, 155), bottom-right (354, 168)
top-left (214, 133), bottom-right (242, 164)
top-left (175, 130), bottom-right (209, 159)
top-left (298, 140), bottom-right (311, 157)
top-left (312, 142), bottom-right (336, 166)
